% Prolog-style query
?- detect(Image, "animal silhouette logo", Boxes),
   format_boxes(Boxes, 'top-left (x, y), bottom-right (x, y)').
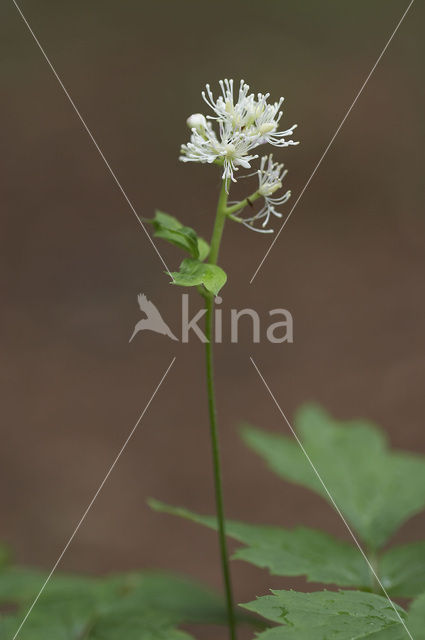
top-left (129, 294), bottom-right (178, 342)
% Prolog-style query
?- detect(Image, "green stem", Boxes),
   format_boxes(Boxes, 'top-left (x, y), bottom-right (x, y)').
top-left (224, 190), bottom-right (261, 217)
top-left (209, 180), bottom-right (229, 264)
top-left (202, 178), bottom-right (237, 640)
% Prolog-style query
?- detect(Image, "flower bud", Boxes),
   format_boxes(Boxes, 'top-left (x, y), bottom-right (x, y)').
top-left (186, 113), bottom-right (207, 132)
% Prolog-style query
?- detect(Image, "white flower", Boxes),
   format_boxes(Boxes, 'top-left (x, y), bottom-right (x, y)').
top-left (251, 99), bottom-right (298, 148)
top-left (202, 79), bottom-right (253, 129)
top-left (180, 119), bottom-right (219, 165)
top-left (217, 124), bottom-right (259, 183)
top-left (180, 120), bottom-right (258, 185)
top-left (239, 155), bottom-right (291, 232)
top-left (180, 80), bottom-right (298, 190)
top-left (201, 79), bottom-right (298, 148)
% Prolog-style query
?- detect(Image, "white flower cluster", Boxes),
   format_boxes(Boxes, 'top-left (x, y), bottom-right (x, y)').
top-left (240, 155), bottom-right (291, 233)
top-left (181, 114), bottom-right (260, 184)
top-left (180, 79), bottom-right (298, 231)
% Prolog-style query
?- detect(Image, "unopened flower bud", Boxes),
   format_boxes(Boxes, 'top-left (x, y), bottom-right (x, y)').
top-left (186, 113), bottom-right (207, 132)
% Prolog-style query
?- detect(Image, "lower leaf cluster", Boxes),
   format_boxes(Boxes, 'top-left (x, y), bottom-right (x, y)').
top-left (0, 567), bottom-right (226, 640)
top-left (2, 405), bottom-right (424, 639)
top-left (150, 405), bottom-right (425, 639)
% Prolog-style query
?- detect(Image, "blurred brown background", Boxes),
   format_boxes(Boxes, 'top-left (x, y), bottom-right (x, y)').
top-left (1, 0), bottom-right (424, 637)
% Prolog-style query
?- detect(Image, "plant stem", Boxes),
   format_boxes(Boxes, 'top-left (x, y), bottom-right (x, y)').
top-left (203, 179), bottom-right (237, 640)
top-left (225, 190), bottom-right (261, 217)
top-left (209, 180), bottom-right (229, 264)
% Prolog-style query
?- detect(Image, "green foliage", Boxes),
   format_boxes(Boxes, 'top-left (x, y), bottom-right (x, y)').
top-left (80, 613), bottom-right (194, 640)
top-left (149, 500), bottom-right (425, 600)
top-left (0, 545), bottom-right (9, 569)
top-left (149, 499), bottom-right (371, 589)
top-left (379, 541), bottom-right (425, 598)
top-left (149, 403), bottom-right (425, 627)
top-left (145, 210), bottom-right (227, 293)
top-left (0, 568), bottom-right (226, 640)
top-left (241, 590), bottom-right (408, 640)
top-left (168, 258), bottom-right (227, 295)
top-left (241, 404), bottom-right (425, 549)
top-left (147, 210), bottom-right (210, 261)
top-left (408, 592), bottom-right (425, 639)
top-left (0, 567), bottom-right (101, 605)
top-left (3, 405), bottom-right (424, 639)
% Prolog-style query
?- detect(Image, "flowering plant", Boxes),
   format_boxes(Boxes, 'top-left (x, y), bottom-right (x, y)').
top-left (153, 80), bottom-right (300, 638)
top-left (3, 80), bottom-right (425, 640)
top-left (141, 80), bottom-right (425, 640)
top-left (180, 79), bottom-right (298, 232)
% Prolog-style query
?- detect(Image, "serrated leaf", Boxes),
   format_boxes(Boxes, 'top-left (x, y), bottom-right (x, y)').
top-left (241, 590), bottom-right (407, 640)
top-left (241, 404), bottom-right (425, 549)
top-left (148, 210), bottom-right (210, 261)
top-left (408, 592), bottom-right (425, 639)
top-left (149, 499), bottom-right (371, 589)
top-left (169, 258), bottom-right (227, 295)
top-left (380, 542), bottom-right (425, 597)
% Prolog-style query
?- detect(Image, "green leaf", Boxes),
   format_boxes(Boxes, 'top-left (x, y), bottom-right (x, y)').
top-left (241, 590), bottom-right (407, 640)
top-left (380, 542), bottom-right (425, 597)
top-left (155, 225), bottom-right (199, 258)
top-left (151, 210), bottom-right (185, 231)
top-left (3, 610), bottom-right (195, 640)
top-left (408, 592), bottom-right (425, 639)
top-left (197, 236), bottom-right (210, 262)
top-left (105, 571), bottom-right (226, 624)
top-left (87, 612), bottom-right (194, 640)
top-left (148, 210), bottom-right (210, 261)
top-left (0, 572), bottom-right (122, 640)
top-left (0, 568), bottom-right (105, 605)
top-left (0, 569), bottom-right (223, 639)
top-left (0, 617), bottom-right (17, 638)
top-left (149, 499), bottom-right (371, 589)
top-left (0, 544), bottom-right (10, 569)
top-left (169, 258), bottom-right (227, 295)
top-left (241, 404), bottom-right (425, 549)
